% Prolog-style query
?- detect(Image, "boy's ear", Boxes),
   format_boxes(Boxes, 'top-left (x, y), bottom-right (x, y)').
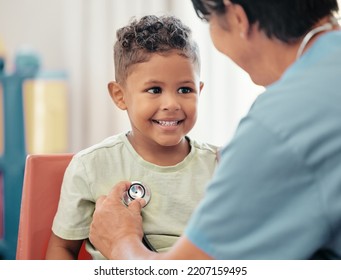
top-left (108, 81), bottom-right (127, 110)
top-left (199, 81), bottom-right (204, 95)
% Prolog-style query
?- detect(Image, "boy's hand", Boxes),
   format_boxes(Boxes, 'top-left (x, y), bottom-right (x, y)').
top-left (89, 181), bottom-right (144, 259)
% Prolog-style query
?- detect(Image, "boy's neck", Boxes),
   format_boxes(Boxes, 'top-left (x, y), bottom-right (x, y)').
top-left (126, 132), bottom-right (191, 166)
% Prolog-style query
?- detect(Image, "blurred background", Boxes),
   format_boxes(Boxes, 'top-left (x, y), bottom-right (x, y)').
top-left (1, 0), bottom-right (340, 260)
top-left (0, 0), bottom-right (264, 153)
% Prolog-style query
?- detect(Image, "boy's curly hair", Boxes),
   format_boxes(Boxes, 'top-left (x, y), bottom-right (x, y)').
top-left (114, 15), bottom-right (200, 83)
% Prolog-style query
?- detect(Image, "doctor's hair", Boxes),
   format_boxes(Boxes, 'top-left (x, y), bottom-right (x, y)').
top-left (113, 15), bottom-right (200, 84)
top-left (191, 0), bottom-right (339, 43)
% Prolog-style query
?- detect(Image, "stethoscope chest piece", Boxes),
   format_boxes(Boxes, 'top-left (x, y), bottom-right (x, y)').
top-left (122, 181), bottom-right (151, 207)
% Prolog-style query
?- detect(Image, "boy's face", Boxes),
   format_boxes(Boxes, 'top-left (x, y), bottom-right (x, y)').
top-left (114, 51), bottom-right (202, 149)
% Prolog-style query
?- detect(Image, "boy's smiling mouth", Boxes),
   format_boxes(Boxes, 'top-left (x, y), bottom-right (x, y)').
top-left (152, 120), bottom-right (183, 126)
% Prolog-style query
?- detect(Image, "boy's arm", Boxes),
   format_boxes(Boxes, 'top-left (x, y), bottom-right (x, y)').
top-left (45, 232), bottom-right (84, 260)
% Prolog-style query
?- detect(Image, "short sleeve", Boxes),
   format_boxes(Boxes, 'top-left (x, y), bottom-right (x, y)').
top-left (52, 155), bottom-right (95, 240)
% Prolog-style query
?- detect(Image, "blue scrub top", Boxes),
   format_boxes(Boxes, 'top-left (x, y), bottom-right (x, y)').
top-left (185, 31), bottom-right (341, 259)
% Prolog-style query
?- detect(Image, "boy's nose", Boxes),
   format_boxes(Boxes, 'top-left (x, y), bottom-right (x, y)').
top-left (161, 93), bottom-right (181, 111)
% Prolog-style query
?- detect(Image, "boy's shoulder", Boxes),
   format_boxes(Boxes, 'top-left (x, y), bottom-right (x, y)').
top-left (188, 136), bottom-right (220, 154)
top-left (74, 132), bottom-right (127, 159)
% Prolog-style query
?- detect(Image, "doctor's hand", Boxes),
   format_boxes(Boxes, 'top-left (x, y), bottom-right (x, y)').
top-left (89, 181), bottom-right (146, 259)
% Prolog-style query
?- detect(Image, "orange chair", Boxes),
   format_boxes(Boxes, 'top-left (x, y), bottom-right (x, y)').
top-left (16, 154), bottom-right (91, 260)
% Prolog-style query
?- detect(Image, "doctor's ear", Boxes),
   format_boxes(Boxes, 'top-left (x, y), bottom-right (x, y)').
top-left (108, 81), bottom-right (127, 110)
top-left (231, 3), bottom-right (250, 38)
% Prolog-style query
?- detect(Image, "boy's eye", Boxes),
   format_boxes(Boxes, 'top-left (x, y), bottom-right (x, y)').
top-left (147, 87), bottom-right (162, 94)
top-left (178, 87), bottom-right (192, 94)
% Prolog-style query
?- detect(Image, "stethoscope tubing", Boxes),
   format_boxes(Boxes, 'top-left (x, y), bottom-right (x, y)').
top-left (123, 181), bottom-right (156, 252)
top-left (142, 234), bottom-right (157, 252)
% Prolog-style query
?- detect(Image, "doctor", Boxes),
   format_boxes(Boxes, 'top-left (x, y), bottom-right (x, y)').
top-left (89, 0), bottom-right (341, 259)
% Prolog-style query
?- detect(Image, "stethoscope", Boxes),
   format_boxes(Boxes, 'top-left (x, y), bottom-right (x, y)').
top-left (122, 181), bottom-right (151, 207)
top-left (296, 16), bottom-right (341, 60)
top-left (122, 181), bottom-right (156, 252)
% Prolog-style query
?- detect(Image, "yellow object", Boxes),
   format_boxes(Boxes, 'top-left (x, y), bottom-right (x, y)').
top-left (0, 37), bottom-right (5, 55)
top-left (23, 74), bottom-right (68, 154)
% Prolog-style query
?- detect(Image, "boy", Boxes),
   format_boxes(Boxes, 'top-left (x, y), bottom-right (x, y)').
top-left (46, 15), bottom-right (218, 259)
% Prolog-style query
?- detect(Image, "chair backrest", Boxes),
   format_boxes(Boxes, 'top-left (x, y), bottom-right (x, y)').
top-left (16, 154), bottom-right (91, 260)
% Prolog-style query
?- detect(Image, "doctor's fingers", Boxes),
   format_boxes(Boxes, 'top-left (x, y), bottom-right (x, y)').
top-left (94, 182), bottom-right (130, 211)
top-left (95, 195), bottom-right (106, 208)
top-left (109, 181), bottom-right (131, 198)
top-left (128, 199), bottom-right (144, 214)
top-left (97, 181), bottom-right (131, 206)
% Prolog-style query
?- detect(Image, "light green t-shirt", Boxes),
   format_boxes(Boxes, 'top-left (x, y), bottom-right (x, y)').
top-left (52, 132), bottom-right (218, 259)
